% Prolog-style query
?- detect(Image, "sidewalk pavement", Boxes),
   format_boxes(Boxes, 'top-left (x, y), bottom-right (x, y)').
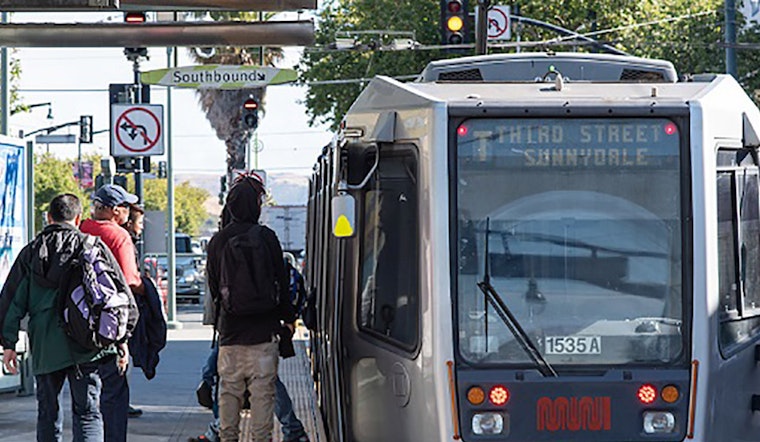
top-left (0, 305), bottom-right (325, 442)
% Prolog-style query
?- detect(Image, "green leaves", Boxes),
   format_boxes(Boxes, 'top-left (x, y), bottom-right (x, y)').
top-left (33, 153), bottom-right (86, 232)
top-left (299, 0), bottom-right (757, 129)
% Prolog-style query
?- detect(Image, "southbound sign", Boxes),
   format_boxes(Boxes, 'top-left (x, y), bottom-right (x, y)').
top-left (140, 65), bottom-right (298, 89)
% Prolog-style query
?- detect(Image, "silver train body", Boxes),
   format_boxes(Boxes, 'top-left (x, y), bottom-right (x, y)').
top-left (305, 53), bottom-right (760, 442)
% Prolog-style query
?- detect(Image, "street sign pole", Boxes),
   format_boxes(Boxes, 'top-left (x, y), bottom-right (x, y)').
top-left (475, 0), bottom-right (490, 55)
top-left (131, 55), bottom-right (146, 265)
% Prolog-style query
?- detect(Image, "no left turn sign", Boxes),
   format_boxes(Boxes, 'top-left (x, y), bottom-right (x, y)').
top-left (487, 5), bottom-right (511, 41)
top-left (110, 104), bottom-right (164, 157)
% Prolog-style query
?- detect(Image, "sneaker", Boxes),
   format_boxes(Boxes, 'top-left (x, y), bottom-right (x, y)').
top-left (128, 405), bottom-right (143, 418)
top-left (187, 436), bottom-right (212, 442)
top-left (284, 434), bottom-right (310, 442)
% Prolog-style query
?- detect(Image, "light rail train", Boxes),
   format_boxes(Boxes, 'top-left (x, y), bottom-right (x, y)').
top-left (305, 52), bottom-right (760, 441)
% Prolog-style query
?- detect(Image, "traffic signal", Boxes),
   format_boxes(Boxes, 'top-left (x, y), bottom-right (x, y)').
top-left (124, 12), bottom-right (148, 60)
top-left (115, 156), bottom-right (137, 173)
top-left (158, 161), bottom-right (167, 179)
top-left (242, 98), bottom-right (260, 130)
top-left (441, 0), bottom-right (468, 45)
top-left (113, 175), bottom-right (128, 189)
top-left (79, 115), bottom-right (92, 143)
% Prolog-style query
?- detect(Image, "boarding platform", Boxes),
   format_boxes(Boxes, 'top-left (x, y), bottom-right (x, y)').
top-left (0, 306), bottom-right (327, 442)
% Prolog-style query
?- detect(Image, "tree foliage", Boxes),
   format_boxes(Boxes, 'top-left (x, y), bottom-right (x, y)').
top-left (33, 153), bottom-right (87, 232)
top-left (141, 178), bottom-right (210, 236)
top-left (299, 0), bottom-right (750, 129)
top-left (34, 154), bottom-right (210, 237)
top-left (189, 12), bottom-right (283, 174)
top-left (299, 0), bottom-right (452, 130)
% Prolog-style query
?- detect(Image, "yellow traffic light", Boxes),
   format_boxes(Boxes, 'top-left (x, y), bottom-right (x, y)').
top-left (447, 16), bottom-right (464, 32)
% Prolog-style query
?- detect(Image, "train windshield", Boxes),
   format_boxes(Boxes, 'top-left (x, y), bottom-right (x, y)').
top-left (455, 118), bottom-right (685, 366)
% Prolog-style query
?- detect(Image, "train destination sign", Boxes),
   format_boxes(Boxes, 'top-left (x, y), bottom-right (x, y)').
top-left (140, 65), bottom-right (297, 89)
top-left (457, 118), bottom-right (680, 168)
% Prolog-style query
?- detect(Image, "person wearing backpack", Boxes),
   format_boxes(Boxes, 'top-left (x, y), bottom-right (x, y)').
top-left (206, 173), bottom-right (296, 442)
top-left (80, 184), bottom-right (144, 442)
top-left (0, 193), bottom-right (138, 441)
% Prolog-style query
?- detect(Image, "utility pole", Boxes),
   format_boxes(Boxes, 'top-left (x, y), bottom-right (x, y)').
top-left (726, 0), bottom-right (737, 77)
top-left (475, 0), bottom-right (490, 55)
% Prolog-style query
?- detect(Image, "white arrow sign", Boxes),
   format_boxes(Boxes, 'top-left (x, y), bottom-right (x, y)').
top-left (140, 65), bottom-right (297, 89)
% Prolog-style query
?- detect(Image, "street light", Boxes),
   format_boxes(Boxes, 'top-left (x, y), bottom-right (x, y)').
top-left (11, 101), bottom-right (53, 119)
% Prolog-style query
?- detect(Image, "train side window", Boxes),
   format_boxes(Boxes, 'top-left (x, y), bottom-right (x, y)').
top-left (739, 170), bottom-right (760, 313)
top-left (717, 147), bottom-right (760, 355)
top-left (717, 173), bottom-right (738, 316)
top-left (357, 151), bottom-right (419, 350)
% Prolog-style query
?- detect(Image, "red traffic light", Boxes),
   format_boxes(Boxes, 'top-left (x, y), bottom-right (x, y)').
top-left (124, 12), bottom-right (147, 24)
top-left (447, 0), bottom-right (462, 13)
top-left (243, 99), bottom-right (259, 110)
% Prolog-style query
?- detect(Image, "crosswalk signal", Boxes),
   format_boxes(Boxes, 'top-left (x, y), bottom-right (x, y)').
top-left (242, 98), bottom-right (260, 130)
top-left (441, 0), bottom-right (468, 45)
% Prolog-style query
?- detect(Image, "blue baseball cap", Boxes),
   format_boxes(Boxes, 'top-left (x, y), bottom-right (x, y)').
top-left (92, 184), bottom-right (139, 207)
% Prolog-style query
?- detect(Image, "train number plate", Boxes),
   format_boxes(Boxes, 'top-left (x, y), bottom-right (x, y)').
top-left (545, 336), bottom-right (601, 355)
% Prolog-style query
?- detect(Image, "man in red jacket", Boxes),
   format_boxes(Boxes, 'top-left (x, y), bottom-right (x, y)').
top-left (80, 184), bottom-right (143, 442)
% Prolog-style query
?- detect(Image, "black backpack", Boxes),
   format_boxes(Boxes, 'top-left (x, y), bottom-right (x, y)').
top-left (59, 235), bottom-right (131, 350)
top-left (218, 224), bottom-right (279, 316)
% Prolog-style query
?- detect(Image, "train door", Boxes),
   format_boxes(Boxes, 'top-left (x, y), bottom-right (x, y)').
top-left (318, 156), bottom-right (345, 442)
top-left (337, 147), bottom-right (422, 442)
top-left (711, 146), bottom-right (760, 441)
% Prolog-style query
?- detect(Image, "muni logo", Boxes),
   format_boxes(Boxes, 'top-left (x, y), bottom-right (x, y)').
top-left (536, 396), bottom-right (612, 432)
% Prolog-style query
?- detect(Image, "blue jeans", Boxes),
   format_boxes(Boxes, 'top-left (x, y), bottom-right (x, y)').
top-left (201, 346), bottom-right (305, 439)
top-left (99, 355), bottom-right (129, 442)
top-left (36, 362), bottom-right (103, 442)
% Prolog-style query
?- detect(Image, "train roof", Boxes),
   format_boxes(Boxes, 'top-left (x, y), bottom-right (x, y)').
top-left (347, 75), bottom-right (719, 116)
top-left (417, 52), bottom-right (679, 83)
top-left (409, 80), bottom-right (713, 105)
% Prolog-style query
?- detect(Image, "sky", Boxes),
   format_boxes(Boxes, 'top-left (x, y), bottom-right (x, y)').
top-left (8, 11), bottom-right (334, 178)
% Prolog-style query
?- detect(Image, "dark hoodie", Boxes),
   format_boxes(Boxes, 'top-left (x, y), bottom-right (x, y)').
top-left (0, 223), bottom-right (139, 375)
top-left (206, 180), bottom-right (296, 346)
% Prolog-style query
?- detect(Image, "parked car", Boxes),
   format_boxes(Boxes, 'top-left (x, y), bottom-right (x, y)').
top-left (156, 254), bottom-right (205, 304)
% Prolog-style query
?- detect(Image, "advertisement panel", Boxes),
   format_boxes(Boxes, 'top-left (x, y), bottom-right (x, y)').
top-left (0, 137), bottom-right (27, 393)
top-left (0, 138), bottom-right (26, 286)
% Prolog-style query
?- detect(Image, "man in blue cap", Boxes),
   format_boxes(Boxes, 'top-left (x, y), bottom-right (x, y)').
top-left (81, 184), bottom-right (144, 442)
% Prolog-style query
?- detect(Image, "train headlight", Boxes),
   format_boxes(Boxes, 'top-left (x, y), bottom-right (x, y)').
top-left (643, 411), bottom-right (675, 433)
top-left (472, 413), bottom-right (504, 435)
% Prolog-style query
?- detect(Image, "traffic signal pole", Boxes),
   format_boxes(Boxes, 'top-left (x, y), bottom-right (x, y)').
top-left (129, 54), bottom-right (145, 264)
top-left (475, 0), bottom-right (489, 55)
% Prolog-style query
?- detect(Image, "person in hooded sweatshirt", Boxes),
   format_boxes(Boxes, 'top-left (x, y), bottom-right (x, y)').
top-left (206, 173), bottom-right (296, 442)
top-left (0, 193), bottom-right (138, 441)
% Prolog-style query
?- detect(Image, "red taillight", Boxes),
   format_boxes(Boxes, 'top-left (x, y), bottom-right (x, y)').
top-left (664, 122), bottom-right (678, 136)
top-left (489, 385), bottom-right (509, 406)
top-left (638, 384), bottom-right (657, 404)
top-left (457, 125), bottom-right (468, 136)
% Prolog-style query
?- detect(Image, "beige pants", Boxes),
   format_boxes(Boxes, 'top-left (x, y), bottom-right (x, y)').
top-left (218, 342), bottom-right (279, 442)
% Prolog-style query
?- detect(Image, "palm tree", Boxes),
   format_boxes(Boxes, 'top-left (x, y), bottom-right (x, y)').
top-left (188, 12), bottom-right (284, 175)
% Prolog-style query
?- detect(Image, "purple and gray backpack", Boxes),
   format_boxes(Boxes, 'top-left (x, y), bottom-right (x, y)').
top-left (60, 235), bottom-right (130, 350)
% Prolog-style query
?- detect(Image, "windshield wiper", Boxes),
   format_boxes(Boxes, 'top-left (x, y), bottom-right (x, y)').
top-left (477, 217), bottom-right (558, 377)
